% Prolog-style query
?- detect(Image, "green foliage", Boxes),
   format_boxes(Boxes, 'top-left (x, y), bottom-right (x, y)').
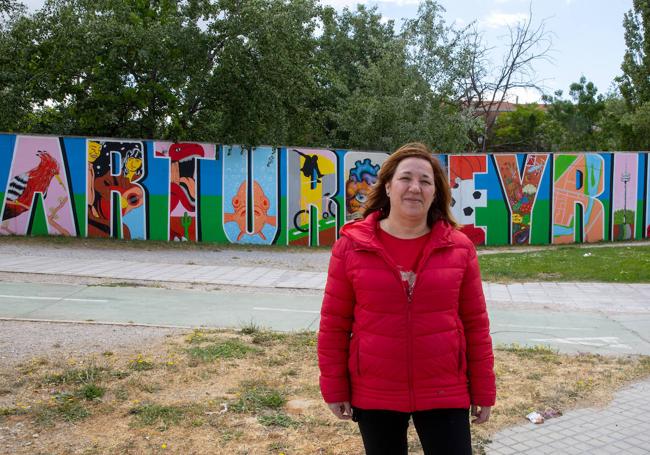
top-left (0, 0), bottom-right (482, 151)
top-left (128, 355), bottom-right (155, 371)
top-left (78, 383), bottom-right (105, 401)
top-left (618, 0), bottom-right (650, 108)
top-left (257, 411), bottom-right (299, 428)
top-left (542, 76), bottom-right (607, 150)
top-left (497, 343), bottom-right (560, 363)
top-left (230, 381), bottom-right (286, 413)
top-left (186, 339), bottom-right (259, 361)
top-left (36, 393), bottom-right (90, 425)
top-left (493, 103), bottom-right (558, 152)
top-left (44, 365), bottom-right (108, 386)
top-left (129, 403), bottom-right (184, 429)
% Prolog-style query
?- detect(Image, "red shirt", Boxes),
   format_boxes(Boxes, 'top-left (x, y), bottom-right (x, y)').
top-left (377, 228), bottom-right (429, 295)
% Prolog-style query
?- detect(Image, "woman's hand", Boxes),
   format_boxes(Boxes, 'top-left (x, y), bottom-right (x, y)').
top-left (328, 401), bottom-right (352, 420)
top-left (471, 405), bottom-right (491, 424)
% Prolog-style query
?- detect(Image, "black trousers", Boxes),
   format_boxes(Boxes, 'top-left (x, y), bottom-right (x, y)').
top-left (352, 407), bottom-right (472, 455)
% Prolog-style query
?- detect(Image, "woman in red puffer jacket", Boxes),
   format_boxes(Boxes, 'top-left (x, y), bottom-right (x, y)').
top-left (318, 142), bottom-right (496, 455)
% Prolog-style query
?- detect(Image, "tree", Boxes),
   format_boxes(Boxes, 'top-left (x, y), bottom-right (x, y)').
top-left (336, 0), bottom-right (481, 152)
top-left (464, 7), bottom-right (552, 152)
top-left (493, 103), bottom-right (558, 152)
top-left (543, 76), bottom-right (605, 150)
top-left (618, 0), bottom-right (650, 107)
top-left (314, 4), bottom-right (398, 146)
top-left (0, 0), bottom-right (322, 145)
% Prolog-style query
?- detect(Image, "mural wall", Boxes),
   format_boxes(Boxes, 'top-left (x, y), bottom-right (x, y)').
top-left (1, 133), bottom-right (649, 246)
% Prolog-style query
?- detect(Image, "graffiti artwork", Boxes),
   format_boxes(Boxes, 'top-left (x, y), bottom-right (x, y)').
top-left (448, 155), bottom-right (488, 245)
top-left (287, 148), bottom-right (338, 246)
top-left (553, 154), bottom-right (605, 244)
top-left (343, 152), bottom-right (387, 221)
top-left (611, 153), bottom-right (638, 241)
top-left (1, 133), bottom-right (649, 246)
top-left (495, 154), bottom-right (549, 244)
top-left (155, 141), bottom-right (216, 241)
top-left (222, 145), bottom-right (278, 244)
top-left (1, 136), bottom-right (75, 236)
top-left (86, 140), bottom-right (146, 239)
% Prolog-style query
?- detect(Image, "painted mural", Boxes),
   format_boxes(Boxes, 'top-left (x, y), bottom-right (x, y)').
top-left (222, 145), bottom-right (278, 244)
top-left (287, 148), bottom-right (338, 246)
top-left (448, 155), bottom-right (488, 245)
top-left (495, 154), bottom-right (549, 244)
top-left (343, 152), bottom-right (388, 221)
top-left (86, 140), bottom-right (146, 239)
top-left (1, 133), bottom-right (649, 246)
top-left (155, 141), bottom-right (217, 241)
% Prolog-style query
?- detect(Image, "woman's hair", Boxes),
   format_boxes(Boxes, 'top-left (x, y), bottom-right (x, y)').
top-left (362, 142), bottom-right (458, 228)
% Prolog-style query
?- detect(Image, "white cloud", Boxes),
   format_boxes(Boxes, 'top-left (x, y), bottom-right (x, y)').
top-left (480, 11), bottom-right (529, 29)
top-left (321, 0), bottom-right (419, 10)
top-left (505, 87), bottom-right (543, 104)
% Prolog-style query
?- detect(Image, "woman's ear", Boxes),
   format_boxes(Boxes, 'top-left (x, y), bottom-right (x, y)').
top-left (385, 183), bottom-right (391, 197)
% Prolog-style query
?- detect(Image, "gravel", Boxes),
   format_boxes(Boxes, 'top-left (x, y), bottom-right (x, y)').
top-left (0, 320), bottom-right (183, 367)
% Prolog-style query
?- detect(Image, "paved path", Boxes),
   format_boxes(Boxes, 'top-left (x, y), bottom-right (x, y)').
top-left (487, 378), bottom-right (650, 455)
top-left (1, 251), bottom-right (650, 454)
top-left (1, 253), bottom-right (649, 313)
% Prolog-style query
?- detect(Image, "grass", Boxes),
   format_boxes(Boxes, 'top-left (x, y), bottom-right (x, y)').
top-left (78, 383), bottom-right (105, 401)
top-left (478, 245), bottom-right (650, 283)
top-left (44, 365), bottom-right (108, 385)
top-left (129, 403), bottom-right (185, 429)
top-left (186, 339), bottom-right (260, 361)
top-left (1, 330), bottom-right (649, 454)
top-left (230, 381), bottom-right (286, 413)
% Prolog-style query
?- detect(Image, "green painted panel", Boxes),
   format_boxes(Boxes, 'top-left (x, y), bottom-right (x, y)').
top-left (602, 199), bottom-right (611, 242)
top-left (554, 155), bottom-right (578, 180)
top-left (476, 200), bottom-right (509, 245)
top-left (530, 199), bottom-right (550, 245)
top-left (28, 195), bottom-right (49, 236)
top-left (199, 195), bottom-right (227, 244)
top-left (148, 195), bottom-right (168, 241)
top-left (73, 194), bottom-right (85, 237)
top-left (276, 196), bottom-right (288, 246)
top-left (636, 200), bottom-right (645, 239)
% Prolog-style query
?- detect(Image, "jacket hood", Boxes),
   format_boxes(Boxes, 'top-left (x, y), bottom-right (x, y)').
top-left (340, 211), bottom-right (455, 250)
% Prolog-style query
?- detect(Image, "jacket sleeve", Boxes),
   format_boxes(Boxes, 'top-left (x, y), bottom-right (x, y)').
top-left (318, 236), bottom-right (355, 404)
top-left (458, 244), bottom-right (496, 407)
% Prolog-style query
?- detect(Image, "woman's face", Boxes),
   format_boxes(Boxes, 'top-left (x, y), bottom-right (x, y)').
top-left (385, 157), bottom-right (436, 223)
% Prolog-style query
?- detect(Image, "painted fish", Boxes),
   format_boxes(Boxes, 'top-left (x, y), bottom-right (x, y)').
top-left (224, 180), bottom-right (276, 241)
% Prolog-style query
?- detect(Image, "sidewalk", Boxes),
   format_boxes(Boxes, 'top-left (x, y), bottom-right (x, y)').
top-left (1, 251), bottom-right (650, 453)
top-left (487, 378), bottom-right (650, 455)
top-left (1, 253), bottom-right (649, 312)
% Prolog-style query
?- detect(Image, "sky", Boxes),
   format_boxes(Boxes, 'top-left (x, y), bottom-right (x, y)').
top-left (21, 0), bottom-right (633, 103)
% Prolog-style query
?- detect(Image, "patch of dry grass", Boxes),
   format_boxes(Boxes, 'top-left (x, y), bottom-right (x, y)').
top-left (0, 330), bottom-right (649, 455)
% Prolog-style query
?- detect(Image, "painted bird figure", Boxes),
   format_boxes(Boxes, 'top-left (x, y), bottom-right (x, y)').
top-left (2, 151), bottom-right (64, 221)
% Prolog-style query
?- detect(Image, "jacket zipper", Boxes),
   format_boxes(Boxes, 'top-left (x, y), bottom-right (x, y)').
top-left (457, 328), bottom-right (463, 377)
top-left (364, 247), bottom-right (417, 410)
top-left (355, 240), bottom-right (445, 412)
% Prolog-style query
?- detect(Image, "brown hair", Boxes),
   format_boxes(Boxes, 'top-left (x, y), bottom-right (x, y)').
top-left (362, 142), bottom-right (458, 228)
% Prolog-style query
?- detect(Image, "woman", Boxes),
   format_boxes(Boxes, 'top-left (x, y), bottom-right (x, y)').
top-left (317, 142), bottom-right (495, 454)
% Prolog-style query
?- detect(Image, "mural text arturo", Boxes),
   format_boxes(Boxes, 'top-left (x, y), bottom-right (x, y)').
top-left (1, 134), bottom-right (649, 246)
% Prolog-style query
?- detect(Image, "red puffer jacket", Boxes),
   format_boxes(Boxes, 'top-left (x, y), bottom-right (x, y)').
top-left (318, 212), bottom-right (496, 412)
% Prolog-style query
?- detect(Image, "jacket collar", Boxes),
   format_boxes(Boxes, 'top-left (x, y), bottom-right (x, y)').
top-left (340, 211), bottom-right (455, 252)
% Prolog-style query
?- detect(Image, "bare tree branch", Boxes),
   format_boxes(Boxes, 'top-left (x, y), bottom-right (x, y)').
top-left (464, 4), bottom-right (553, 152)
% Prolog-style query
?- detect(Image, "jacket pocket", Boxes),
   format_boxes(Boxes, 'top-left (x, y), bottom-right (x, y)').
top-left (457, 329), bottom-right (465, 378)
top-left (348, 335), bottom-right (361, 376)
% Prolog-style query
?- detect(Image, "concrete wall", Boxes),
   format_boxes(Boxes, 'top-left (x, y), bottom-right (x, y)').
top-left (1, 133), bottom-right (648, 246)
